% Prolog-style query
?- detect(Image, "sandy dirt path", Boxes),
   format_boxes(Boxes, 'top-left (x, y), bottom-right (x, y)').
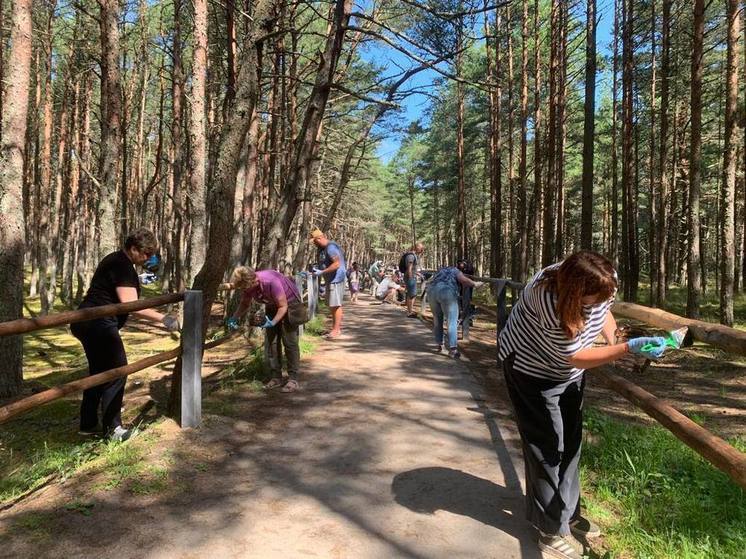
top-left (1, 295), bottom-right (540, 559)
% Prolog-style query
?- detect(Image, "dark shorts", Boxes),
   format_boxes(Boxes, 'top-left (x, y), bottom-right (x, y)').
top-left (405, 278), bottom-right (417, 298)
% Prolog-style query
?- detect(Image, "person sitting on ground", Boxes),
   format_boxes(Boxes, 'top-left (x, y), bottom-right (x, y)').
top-left (310, 228), bottom-right (347, 339)
top-left (71, 228), bottom-right (179, 441)
top-left (427, 266), bottom-right (483, 359)
top-left (376, 274), bottom-right (404, 303)
top-left (227, 266), bottom-right (304, 392)
top-left (347, 262), bottom-right (361, 304)
top-left (400, 242), bottom-right (425, 317)
top-left (499, 251), bottom-right (666, 559)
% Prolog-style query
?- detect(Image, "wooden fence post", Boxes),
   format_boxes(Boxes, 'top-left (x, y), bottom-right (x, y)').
top-left (461, 285), bottom-right (473, 340)
top-left (181, 290), bottom-right (203, 428)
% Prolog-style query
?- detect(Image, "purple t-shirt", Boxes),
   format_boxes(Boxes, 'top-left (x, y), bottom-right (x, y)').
top-left (241, 270), bottom-right (300, 307)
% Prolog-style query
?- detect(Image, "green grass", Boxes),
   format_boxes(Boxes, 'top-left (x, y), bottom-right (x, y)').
top-left (582, 410), bottom-right (746, 559)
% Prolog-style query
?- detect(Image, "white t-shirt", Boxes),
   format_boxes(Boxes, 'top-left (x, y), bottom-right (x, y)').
top-left (377, 278), bottom-right (401, 297)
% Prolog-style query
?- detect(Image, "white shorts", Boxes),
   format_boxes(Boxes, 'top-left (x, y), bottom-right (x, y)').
top-left (326, 282), bottom-right (345, 307)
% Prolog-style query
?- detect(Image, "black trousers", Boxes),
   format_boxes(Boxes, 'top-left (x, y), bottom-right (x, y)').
top-left (502, 352), bottom-right (584, 536)
top-left (70, 320), bottom-right (128, 433)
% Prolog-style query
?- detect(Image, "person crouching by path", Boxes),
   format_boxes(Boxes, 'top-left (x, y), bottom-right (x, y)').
top-left (228, 267), bottom-right (303, 392)
top-left (376, 274), bottom-right (404, 303)
top-left (347, 262), bottom-right (361, 304)
top-left (400, 242), bottom-right (424, 317)
top-left (498, 251), bottom-right (666, 559)
top-left (309, 228), bottom-right (346, 339)
top-left (71, 228), bottom-right (179, 442)
top-left (428, 266), bottom-right (483, 359)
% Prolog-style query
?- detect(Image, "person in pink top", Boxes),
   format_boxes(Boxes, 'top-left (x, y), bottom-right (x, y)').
top-left (228, 267), bottom-right (302, 392)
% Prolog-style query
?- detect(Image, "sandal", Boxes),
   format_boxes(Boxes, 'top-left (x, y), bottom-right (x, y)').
top-left (281, 379), bottom-right (300, 393)
top-left (538, 533), bottom-right (583, 559)
top-left (264, 378), bottom-right (284, 390)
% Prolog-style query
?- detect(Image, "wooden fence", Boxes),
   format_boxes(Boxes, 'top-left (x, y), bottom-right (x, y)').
top-left (418, 272), bottom-right (746, 490)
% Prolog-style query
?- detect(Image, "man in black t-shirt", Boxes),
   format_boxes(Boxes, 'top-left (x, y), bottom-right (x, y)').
top-left (71, 229), bottom-right (179, 441)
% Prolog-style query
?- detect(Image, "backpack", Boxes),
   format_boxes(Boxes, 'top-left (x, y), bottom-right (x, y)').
top-left (399, 252), bottom-right (414, 273)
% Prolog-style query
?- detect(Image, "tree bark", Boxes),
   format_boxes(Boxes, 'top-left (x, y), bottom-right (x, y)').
top-left (580, 0), bottom-right (596, 250)
top-left (0, 0), bottom-right (33, 397)
top-left (187, 0), bottom-right (208, 287)
top-left (656, 0), bottom-right (672, 306)
top-left (687, 0), bottom-right (704, 318)
top-left (720, 0), bottom-right (741, 326)
top-left (98, 0), bottom-right (122, 257)
top-left (621, 0), bottom-right (638, 301)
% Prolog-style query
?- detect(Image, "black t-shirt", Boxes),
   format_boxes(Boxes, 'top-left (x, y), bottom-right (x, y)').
top-left (80, 250), bottom-right (140, 328)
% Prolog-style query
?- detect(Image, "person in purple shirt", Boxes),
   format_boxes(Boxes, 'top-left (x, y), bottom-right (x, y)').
top-left (228, 267), bottom-right (302, 392)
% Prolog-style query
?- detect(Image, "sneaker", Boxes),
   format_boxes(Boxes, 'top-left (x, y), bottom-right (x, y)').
top-left (448, 348), bottom-right (461, 359)
top-left (538, 533), bottom-right (584, 559)
top-left (108, 425), bottom-right (135, 442)
top-left (570, 516), bottom-right (601, 539)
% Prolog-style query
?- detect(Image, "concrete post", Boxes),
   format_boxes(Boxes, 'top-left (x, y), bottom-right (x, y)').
top-left (181, 290), bottom-right (203, 429)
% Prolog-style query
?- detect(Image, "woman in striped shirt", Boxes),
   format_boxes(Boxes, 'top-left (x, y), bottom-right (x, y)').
top-left (499, 251), bottom-right (665, 559)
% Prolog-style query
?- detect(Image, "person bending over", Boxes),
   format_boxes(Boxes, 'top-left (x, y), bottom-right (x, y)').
top-left (71, 229), bottom-right (179, 441)
top-left (498, 251), bottom-right (665, 559)
top-left (427, 266), bottom-right (483, 359)
top-left (227, 267), bottom-right (304, 392)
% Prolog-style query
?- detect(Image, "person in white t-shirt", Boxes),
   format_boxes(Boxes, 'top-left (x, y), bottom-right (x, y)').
top-left (376, 275), bottom-right (404, 303)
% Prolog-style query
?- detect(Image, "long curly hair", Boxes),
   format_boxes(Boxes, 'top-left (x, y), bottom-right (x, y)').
top-left (540, 251), bottom-right (618, 339)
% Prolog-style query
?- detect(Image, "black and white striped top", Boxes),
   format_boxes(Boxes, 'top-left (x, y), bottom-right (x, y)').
top-left (498, 264), bottom-right (615, 381)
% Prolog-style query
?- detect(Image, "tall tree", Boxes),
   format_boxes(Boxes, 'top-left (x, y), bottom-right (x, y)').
top-left (0, 0), bottom-right (33, 397)
top-left (580, 0), bottom-right (596, 250)
top-left (720, 0), bottom-right (741, 325)
top-left (187, 0), bottom-right (208, 287)
top-left (98, 0), bottom-right (122, 256)
top-left (687, 0), bottom-right (704, 318)
top-left (621, 0), bottom-right (638, 301)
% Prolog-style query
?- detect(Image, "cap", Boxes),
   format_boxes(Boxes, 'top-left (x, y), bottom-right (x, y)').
top-left (309, 228), bottom-right (324, 241)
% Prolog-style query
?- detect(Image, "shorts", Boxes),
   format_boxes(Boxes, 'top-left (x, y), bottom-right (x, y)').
top-left (405, 277), bottom-right (417, 299)
top-left (350, 282), bottom-right (360, 294)
top-left (326, 282), bottom-right (345, 307)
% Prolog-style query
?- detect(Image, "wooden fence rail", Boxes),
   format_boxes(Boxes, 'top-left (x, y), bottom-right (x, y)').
top-left (447, 274), bottom-right (746, 491)
top-left (0, 290), bottom-right (203, 428)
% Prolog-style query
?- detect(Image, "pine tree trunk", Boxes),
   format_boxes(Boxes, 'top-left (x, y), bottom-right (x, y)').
top-left (580, 0), bottom-right (596, 250)
top-left (98, 0), bottom-right (122, 257)
top-left (187, 0), bottom-right (208, 287)
top-left (656, 0), bottom-right (671, 305)
top-left (720, 0), bottom-right (741, 326)
top-left (621, 0), bottom-right (638, 301)
top-left (517, 0), bottom-right (529, 280)
top-left (456, 19), bottom-right (467, 261)
top-left (687, 0), bottom-right (704, 318)
top-left (0, 0), bottom-right (33, 397)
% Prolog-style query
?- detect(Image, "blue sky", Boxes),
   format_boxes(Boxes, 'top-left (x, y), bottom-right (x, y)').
top-left (362, 2), bottom-right (616, 163)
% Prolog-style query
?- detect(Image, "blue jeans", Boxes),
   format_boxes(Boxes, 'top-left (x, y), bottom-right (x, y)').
top-left (429, 283), bottom-right (459, 349)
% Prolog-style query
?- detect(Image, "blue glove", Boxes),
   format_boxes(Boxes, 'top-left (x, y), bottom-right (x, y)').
top-left (628, 336), bottom-right (667, 359)
top-left (143, 254), bottom-right (160, 273)
top-left (225, 317), bottom-right (239, 331)
top-left (139, 272), bottom-right (157, 285)
top-left (312, 267), bottom-right (324, 277)
top-left (259, 317), bottom-right (274, 329)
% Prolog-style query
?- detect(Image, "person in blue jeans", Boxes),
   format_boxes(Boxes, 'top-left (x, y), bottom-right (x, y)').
top-left (428, 266), bottom-right (483, 358)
